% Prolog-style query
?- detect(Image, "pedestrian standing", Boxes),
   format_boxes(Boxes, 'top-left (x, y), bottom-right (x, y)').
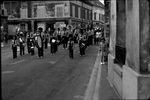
top-left (11, 39), bottom-right (17, 59)
top-left (68, 37), bottom-right (74, 59)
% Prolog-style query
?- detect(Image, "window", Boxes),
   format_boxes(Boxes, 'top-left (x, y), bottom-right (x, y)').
top-left (87, 10), bottom-right (89, 20)
top-left (85, 10), bottom-right (87, 19)
top-left (114, 0), bottom-right (126, 67)
top-left (94, 12), bottom-right (96, 20)
top-left (55, 4), bottom-right (64, 17)
top-left (114, 46), bottom-right (126, 66)
top-left (2, 9), bottom-right (4, 15)
top-left (89, 11), bottom-right (91, 20)
top-left (72, 5), bottom-right (75, 17)
top-left (75, 6), bottom-right (78, 18)
top-left (78, 7), bottom-right (80, 18)
top-left (33, 5), bottom-right (37, 17)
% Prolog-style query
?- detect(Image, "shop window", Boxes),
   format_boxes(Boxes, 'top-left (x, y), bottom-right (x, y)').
top-left (114, 45), bottom-right (126, 66)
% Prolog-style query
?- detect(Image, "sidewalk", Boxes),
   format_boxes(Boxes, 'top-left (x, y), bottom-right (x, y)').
top-left (99, 63), bottom-right (121, 100)
top-left (84, 52), bottom-right (121, 100)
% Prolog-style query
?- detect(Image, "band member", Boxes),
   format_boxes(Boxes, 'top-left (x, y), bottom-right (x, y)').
top-left (50, 34), bottom-right (57, 54)
top-left (57, 28), bottom-right (61, 45)
top-left (19, 32), bottom-right (25, 56)
top-left (44, 31), bottom-right (49, 49)
top-left (79, 36), bottom-right (86, 56)
top-left (30, 37), bottom-right (35, 55)
top-left (62, 27), bottom-right (68, 49)
top-left (36, 28), bottom-right (44, 58)
top-left (26, 33), bottom-right (31, 54)
top-left (68, 37), bottom-right (74, 59)
top-left (11, 39), bottom-right (17, 59)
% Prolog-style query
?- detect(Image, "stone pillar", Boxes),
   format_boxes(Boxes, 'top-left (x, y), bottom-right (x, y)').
top-left (109, 0), bottom-right (117, 57)
top-left (125, 0), bottom-right (150, 74)
top-left (125, 0), bottom-right (140, 73)
top-left (139, 0), bottom-right (150, 73)
top-left (107, 0), bottom-right (117, 96)
top-left (123, 0), bottom-right (150, 99)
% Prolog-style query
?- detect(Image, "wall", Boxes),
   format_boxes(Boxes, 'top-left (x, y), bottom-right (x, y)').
top-left (139, 0), bottom-right (150, 73)
top-left (92, 6), bottom-right (104, 21)
top-left (32, 1), bottom-right (70, 18)
top-left (109, 0), bottom-right (116, 56)
top-left (126, 0), bottom-right (140, 72)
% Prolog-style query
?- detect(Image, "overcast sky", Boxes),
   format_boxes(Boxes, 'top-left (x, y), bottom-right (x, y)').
top-left (99, 0), bottom-right (104, 4)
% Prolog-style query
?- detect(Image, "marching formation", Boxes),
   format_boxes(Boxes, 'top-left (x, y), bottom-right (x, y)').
top-left (11, 25), bottom-right (107, 63)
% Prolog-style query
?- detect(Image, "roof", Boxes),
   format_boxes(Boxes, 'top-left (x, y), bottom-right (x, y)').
top-left (88, 0), bottom-right (104, 8)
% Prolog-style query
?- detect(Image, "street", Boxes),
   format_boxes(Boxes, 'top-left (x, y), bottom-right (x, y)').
top-left (2, 44), bottom-right (99, 100)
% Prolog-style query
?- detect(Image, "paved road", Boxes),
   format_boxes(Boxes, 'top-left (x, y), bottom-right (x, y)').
top-left (2, 44), bottom-right (99, 100)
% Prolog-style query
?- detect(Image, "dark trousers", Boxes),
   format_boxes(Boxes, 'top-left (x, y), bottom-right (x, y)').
top-left (45, 39), bottom-right (48, 49)
top-left (80, 47), bottom-right (85, 56)
top-left (63, 42), bottom-right (67, 49)
top-left (51, 44), bottom-right (55, 54)
top-left (12, 47), bottom-right (17, 59)
top-left (27, 45), bottom-right (31, 54)
top-left (30, 47), bottom-right (35, 55)
top-left (38, 47), bottom-right (43, 57)
top-left (69, 48), bottom-right (73, 58)
top-left (55, 44), bottom-right (58, 52)
top-left (20, 44), bottom-right (25, 56)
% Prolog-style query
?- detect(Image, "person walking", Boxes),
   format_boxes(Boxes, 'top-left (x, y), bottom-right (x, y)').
top-left (79, 36), bottom-right (86, 56)
top-left (44, 31), bottom-right (49, 49)
top-left (68, 37), bottom-right (74, 59)
top-left (50, 34), bottom-right (57, 54)
top-left (26, 33), bottom-right (31, 54)
top-left (62, 27), bottom-right (67, 49)
top-left (57, 28), bottom-right (61, 45)
top-left (36, 28), bottom-right (44, 58)
top-left (30, 37), bottom-right (35, 55)
top-left (19, 32), bottom-right (25, 56)
top-left (11, 39), bottom-right (17, 59)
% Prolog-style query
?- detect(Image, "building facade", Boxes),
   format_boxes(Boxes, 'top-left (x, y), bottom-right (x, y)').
top-left (1, 2), bottom-right (8, 42)
top-left (3, 0), bottom-right (104, 36)
top-left (108, 0), bottom-right (150, 99)
top-left (91, 0), bottom-right (104, 28)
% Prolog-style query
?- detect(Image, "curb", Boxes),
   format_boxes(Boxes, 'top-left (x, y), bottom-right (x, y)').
top-left (84, 51), bottom-right (101, 100)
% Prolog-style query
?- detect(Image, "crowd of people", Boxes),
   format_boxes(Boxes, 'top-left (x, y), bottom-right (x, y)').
top-left (11, 25), bottom-right (108, 64)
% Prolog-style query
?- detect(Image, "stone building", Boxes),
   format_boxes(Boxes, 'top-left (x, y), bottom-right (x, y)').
top-left (91, 0), bottom-right (104, 28)
top-left (0, 2), bottom-right (8, 42)
top-left (3, 0), bottom-right (104, 36)
top-left (107, 0), bottom-right (150, 99)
